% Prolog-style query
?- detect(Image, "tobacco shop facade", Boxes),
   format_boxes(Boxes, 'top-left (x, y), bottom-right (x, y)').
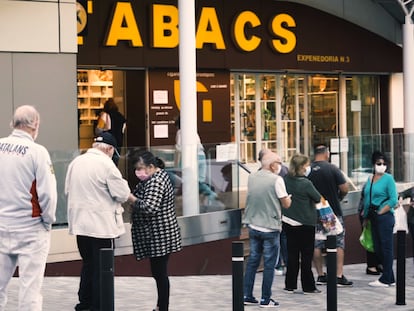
top-left (72, 1), bottom-right (405, 272)
top-left (77, 0), bottom-right (402, 177)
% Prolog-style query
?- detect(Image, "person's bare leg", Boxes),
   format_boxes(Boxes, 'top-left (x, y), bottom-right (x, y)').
top-left (313, 248), bottom-right (324, 276)
top-left (337, 247), bottom-right (344, 277)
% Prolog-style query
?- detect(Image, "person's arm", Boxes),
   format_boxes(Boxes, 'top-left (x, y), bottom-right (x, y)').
top-left (338, 182), bottom-right (349, 201)
top-left (307, 180), bottom-right (321, 203)
top-left (275, 177), bottom-right (291, 209)
top-left (36, 147), bottom-right (58, 230)
top-left (106, 165), bottom-right (132, 203)
top-left (280, 194), bottom-right (292, 209)
top-left (335, 167), bottom-right (349, 200)
top-left (378, 174), bottom-right (398, 215)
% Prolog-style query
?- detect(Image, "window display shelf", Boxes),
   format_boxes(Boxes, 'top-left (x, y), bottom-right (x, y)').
top-left (77, 69), bottom-right (113, 125)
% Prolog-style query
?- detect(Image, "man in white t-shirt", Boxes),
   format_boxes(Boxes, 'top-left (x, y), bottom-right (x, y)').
top-left (243, 151), bottom-right (291, 308)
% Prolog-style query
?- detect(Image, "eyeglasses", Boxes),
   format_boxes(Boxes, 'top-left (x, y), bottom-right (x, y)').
top-left (375, 162), bottom-right (386, 166)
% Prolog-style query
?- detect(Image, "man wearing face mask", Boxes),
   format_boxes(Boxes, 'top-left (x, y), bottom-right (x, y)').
top-left (361, 151), bottom-right (398, 287)
top-left (243, 151), bottom-right (291, 308)
top-left (308, 144), bottom-right (353, 287)
top-left (65, 132), bottom-right (136, 311)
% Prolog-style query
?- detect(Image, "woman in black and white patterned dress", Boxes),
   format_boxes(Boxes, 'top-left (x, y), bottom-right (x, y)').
top-left (129, 150), bottom-right (182, 311)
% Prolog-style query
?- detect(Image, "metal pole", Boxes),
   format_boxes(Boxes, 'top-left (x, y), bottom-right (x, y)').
top-left (100, 248), bottom-right (115, 311)
top-left (232, 241), bottom-right (244, 311)
top-left (396, 230), bottom-right (406, 305)
top-left (326, 235), bottom-right (337, 311)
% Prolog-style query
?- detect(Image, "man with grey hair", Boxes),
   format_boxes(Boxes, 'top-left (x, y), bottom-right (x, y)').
top-left (0, 105), bottom-right (57, 311)
top-left (65, 131), bottom-right (135, 311)
top-left (243, 151), bottom-right (291, 308)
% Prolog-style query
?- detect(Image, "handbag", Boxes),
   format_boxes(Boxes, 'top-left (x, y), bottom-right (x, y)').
top-left (393, 203), bottom-right (409, 234)
top-left (95, 112), bottom-right (111, 135)
top-left (359, 220), bottom-right (374, 252)
top-left (315, 197), bottom-right (344, 240)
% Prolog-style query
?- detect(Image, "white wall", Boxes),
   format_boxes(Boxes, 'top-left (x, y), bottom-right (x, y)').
top-left (0, 0), bottom-right (76, 53)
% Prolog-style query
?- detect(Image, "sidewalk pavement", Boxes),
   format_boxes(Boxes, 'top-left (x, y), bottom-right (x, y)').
top-left (4, 258), bottom-right (414, 310)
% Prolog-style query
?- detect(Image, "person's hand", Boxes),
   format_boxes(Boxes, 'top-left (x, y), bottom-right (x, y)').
top-left (127, 193), bottom-right (138, 205)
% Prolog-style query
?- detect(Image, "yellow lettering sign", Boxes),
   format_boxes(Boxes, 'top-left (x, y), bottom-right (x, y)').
top-left (152, 4), bottom-right (179, 48)
top-left (232, 11), bottom-right (261, 52)
top-left (271, 13), bottom-right (296, 53)
top-left (196, 7), bottom-right (225, 49)
top-left (105, 2), bottom-right (143, 47)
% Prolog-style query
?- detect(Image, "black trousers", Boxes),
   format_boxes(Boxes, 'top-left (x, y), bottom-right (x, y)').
top-left (76, 235), bottom-right (113, 311)
top-left (283, 223), bottom-right (317, 291)
top-left (150, 254), bottom-right (170, 311)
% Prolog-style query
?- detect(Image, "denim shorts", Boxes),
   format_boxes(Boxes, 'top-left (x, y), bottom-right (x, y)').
top-left (315, 216), bottom-right (345, 249)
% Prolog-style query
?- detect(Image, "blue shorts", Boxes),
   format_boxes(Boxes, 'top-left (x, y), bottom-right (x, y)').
top-left (315, 216), bottom-right (345, 249)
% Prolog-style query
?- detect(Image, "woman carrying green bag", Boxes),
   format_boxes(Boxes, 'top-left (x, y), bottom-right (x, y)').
top-left (361, 151), bottom-right (398, 287)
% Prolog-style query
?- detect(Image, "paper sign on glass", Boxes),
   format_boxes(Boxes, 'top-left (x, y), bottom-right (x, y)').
top-left (154, 124), bottom-right (168, 138)
top-left (153, 90), bottom-right (168, 104)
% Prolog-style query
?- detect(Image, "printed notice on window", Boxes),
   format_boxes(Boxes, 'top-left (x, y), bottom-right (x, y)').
top-left (216, 143), bottom-right (237, 162)
top-left (330, 138), bottom-right (349, 153)
top-left (154, 124), bottom-right (168, 138)
top-left (153, 90), bottom-right (168, 104)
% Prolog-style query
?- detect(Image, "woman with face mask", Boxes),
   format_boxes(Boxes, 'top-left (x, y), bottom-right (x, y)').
top-left (282, 154), bottom-right (322, 294)
top-left (362, 151), bottom-right (398, 287)
top-left (129, 150), bottom-right (182, 311)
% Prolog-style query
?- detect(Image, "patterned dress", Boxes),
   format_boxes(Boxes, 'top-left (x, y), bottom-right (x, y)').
top-left (131, 169), bottom-right (182, 260)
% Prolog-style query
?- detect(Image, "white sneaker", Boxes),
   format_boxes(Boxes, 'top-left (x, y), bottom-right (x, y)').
top-left (369, 279), bottom-right (390, 287)
top-left (274, 268), bottom-right (284, 276)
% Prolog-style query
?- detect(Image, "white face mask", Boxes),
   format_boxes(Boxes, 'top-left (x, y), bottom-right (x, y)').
top-left (304, 166), bottom-right (311, 177)
top-left (375, 164), bottom-right (387, 174)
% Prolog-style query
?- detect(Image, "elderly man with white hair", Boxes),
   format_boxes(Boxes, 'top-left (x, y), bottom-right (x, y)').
top-left (0, 105), bottom-right (57, 311)
top-left (65, 131), bottom-right (135, 311)
top-left (243, 151), bottom-right (292, 308)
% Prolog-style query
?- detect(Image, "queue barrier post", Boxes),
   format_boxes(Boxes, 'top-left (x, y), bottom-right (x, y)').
top-left (232, 241), bottom-right (244, 311)
top-left (100, 248), bottom-right (115, 311)
top-left (326, 235), bottom-right (337, 311)
top-left (396, 230), bottom-right (406, 306)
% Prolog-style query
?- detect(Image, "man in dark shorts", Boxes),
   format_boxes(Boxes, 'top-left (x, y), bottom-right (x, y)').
top-left (308, 144), bottom-right (353, 287)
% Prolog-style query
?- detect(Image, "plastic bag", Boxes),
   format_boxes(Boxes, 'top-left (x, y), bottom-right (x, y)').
top-left (393, 204), bottom-right (409, 234)
top-left (315, 198), bottom-right (343, 240)
top-left (360, 220), bottom-right (374, 252)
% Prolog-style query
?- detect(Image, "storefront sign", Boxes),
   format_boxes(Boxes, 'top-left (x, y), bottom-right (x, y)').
top-left (77, 0), bottom-right (402, 73)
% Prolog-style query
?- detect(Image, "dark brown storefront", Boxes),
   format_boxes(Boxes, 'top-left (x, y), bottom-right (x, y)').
top-left (67, 0), bottom-right (406, 276)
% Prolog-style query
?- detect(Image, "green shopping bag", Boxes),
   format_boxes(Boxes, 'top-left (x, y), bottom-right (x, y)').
top-left (359, 220), bottom-right (374, 253)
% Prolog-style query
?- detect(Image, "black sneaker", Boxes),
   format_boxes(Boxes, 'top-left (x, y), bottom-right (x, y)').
top-left (244, 296), bottom-right (259, 305)
top-left (337, 275), bottom-right (353, 287)
top-left (283, 288), bottom-right (295, 293)
top-left (316, 273), bottom-right (327, 285)
top-left (303, 289), bottom-right (322, 294)
top-left (259, 298), bottom-right (279, 308)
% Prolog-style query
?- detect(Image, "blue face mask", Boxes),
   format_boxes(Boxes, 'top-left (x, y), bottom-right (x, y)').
top-left (304, 166), bottom-right (311, 177)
